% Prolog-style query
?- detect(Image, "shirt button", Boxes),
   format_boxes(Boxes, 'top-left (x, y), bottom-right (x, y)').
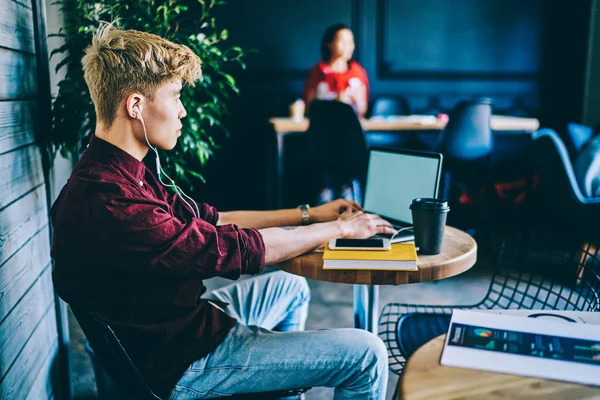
top-left (139, 180), bottom-right (144, 187)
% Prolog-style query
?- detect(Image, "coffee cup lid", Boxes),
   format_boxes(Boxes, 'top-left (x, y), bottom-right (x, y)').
top-left (410, 198), bottom-right (450, 212)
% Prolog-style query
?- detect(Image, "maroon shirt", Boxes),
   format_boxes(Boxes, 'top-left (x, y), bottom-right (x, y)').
top-left (51, 135), bottom-right (265, 397)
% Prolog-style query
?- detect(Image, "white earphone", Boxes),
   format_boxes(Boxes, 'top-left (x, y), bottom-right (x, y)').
top-left (133, 105), bottom-right (200, 219)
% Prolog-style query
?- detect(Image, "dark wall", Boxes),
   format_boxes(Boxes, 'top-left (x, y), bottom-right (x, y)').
top-left (201, 0), bottom-right (591, 210)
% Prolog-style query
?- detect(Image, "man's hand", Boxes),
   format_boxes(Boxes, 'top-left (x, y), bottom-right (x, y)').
top-left (338, 209), bottom-right (396, 239)
top-left (310, 199), bottom-right (362, 223)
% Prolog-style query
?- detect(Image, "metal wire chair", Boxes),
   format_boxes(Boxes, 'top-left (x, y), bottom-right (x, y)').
top-left (378, 226), bottom-right (600, 375)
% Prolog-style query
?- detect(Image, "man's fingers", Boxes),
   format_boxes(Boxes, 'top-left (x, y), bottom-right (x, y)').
top-left (377, 225), bottom-right (396, 235)
top-left (341, 207), bottom-right (354, 216)
top-left (374, 218), bottom-right (394, 228)
top-left (350, 200), bottom-right (362, 211)
top-left (339, 199), bottom-right (363, 213)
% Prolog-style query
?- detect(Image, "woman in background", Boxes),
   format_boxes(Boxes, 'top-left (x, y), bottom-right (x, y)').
top-left (302, 24), bottom-right (370, 204)
top-left (303, 23), bottom-right (369, 117)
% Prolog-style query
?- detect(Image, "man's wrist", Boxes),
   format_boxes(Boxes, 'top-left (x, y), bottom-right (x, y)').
top-left (333, 219), bottom-right (347, 238)
top-left (297, 204), bottom-right (310, 225)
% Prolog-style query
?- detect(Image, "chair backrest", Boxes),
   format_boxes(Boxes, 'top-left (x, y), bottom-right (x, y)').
top-left (307, 100), bottom-right (369, 180)
top-left (437, 98), bottom-right (493, 161)
top-left (370, 96), bottom-right (409, 117)
top-left (70, 306), bottom-right (161, 400)
top-left (481, 226), bottom-right (600, 312)
top-left (531, 129), bottom-right (587, 218)
top-left (565, 122), bottom-right (594, 159)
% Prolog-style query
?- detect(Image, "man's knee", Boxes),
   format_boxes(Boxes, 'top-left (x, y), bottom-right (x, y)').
top-left (270, 271), bottom-right (311, 302)
top-left (292, 275), bottom-right (311, 302)
top-left (351, 329), bottom-right (389, 370)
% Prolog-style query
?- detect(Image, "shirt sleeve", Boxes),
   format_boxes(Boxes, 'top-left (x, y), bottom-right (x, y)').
top-left (303, 64), bottom-right (323, 103)
top-left (99, 195), bottom-right (265, 280)
top-left (167, 191), bottom-right (218, 225)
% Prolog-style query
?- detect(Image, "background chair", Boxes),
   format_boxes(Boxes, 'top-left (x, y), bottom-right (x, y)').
top-left (306, 100), bottom-right (369, 204)
top-left (436, 97), bottom-right (494, 202)
top-left (366, 96), bottom-right (412, 150)
top-left (434, 98), bottom-right (501, 261)
top-left (565, 122), bottom-right (594, 160)
top-left (532, 128), bottom-right (600, 222)
top-left (72, 306), bottom-right (309, 400)
top-left (370, 96), bottom-right (410, 117)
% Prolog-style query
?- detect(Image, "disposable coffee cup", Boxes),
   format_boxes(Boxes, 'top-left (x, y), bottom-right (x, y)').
top-left (410, 198), bottom-right (450, 255)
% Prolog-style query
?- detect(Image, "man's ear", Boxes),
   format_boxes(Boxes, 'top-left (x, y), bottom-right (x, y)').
top-left (126, 93), bottom-right (144, 119)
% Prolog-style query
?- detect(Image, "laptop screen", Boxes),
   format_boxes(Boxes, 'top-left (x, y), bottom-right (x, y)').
top-left (363, 149), bottom-right (442, 224)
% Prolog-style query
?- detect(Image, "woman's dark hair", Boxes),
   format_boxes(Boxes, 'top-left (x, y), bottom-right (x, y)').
top-left (320, 23), bottom-right (351, 62)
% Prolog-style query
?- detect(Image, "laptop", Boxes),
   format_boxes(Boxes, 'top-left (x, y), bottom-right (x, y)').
top-left (363, 147), bottom-right (443, 243)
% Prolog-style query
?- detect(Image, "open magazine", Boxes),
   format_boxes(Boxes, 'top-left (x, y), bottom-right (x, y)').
top-left (441, 310), bottom-right (600, 386)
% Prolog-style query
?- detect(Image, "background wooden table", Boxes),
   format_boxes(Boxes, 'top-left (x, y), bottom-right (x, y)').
top-left (269, 115), bottom-right (540, 134)
top-left (401, 335), bottom-right (600, 400)
top-left (274, 226), bottom-right (477, 333)
top-left (268, 115), bottom-right (540, 208)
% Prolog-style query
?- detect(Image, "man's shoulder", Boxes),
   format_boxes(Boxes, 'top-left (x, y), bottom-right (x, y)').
top-left (70, 156), bottom-right (133, 191)
top-left (56, 159), bottom-right (135, 213)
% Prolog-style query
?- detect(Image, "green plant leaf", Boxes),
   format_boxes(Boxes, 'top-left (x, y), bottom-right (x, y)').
top-left (48, 0), bottom-right (245, 192)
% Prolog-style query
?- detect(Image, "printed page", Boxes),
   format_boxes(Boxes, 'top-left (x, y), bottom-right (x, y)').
top-left (441, 310), bottom-right (600, 386)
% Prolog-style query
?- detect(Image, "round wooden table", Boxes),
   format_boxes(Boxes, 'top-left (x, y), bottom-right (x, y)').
top-left (274, 226), bottom-right (477, 333)
top-left (401, 334), bottom-right (600, 400)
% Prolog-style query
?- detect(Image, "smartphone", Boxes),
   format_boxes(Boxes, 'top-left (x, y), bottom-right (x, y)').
top-left (328, 238), bottom-right (391, 251)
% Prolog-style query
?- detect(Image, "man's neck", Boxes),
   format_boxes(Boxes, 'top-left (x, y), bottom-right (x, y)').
top-left (95, 122), bottom-right (149, 161)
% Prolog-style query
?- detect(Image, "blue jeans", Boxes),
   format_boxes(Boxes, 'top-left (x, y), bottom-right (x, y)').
top-left (168, 271), bottom-right (388, 400)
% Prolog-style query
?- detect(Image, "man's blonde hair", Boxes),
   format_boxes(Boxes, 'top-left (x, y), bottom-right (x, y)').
top-left (82, 23), bottom-right (202, 128)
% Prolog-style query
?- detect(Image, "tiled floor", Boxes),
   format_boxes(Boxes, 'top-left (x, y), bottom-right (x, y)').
top-left (69, 250), bottom-right (493, 400)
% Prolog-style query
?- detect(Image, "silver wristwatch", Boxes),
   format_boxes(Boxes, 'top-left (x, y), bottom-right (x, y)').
top-left (297, 204), bottom-right (310, 225)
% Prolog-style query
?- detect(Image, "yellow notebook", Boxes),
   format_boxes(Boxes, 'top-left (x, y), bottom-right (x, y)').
top-left (322, 243), bottom-right (418, 271)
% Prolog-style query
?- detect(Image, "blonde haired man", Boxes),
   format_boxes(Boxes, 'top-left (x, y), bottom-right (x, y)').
top-left (51, 24), bottom-right (391, 400)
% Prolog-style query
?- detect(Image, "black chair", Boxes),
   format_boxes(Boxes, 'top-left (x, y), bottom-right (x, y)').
top-left (436, 98), bottom-right (494, 200)
top-left (307, 100), bottom-right (369, 203)
top-left (378, 221), bottom-right (600, 377)
top-left (564, 122), bottom-right (594, 161)
top-left (370, 96), bottom-right (409, 117)
top-left (366, 96), bottom-right (412, 150)
top-left (71, 306), bottom-right (309, 400)
top-left (531, 128), bottom-right (600, 222)
top-left (435, 98), bottom-right (501, 262)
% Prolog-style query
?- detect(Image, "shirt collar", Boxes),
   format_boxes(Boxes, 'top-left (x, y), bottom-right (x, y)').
top-left (87, 135), bottom-right (147, 182)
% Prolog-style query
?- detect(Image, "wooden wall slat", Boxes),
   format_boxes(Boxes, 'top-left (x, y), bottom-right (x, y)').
top-left (0, 49), bottom-right (37, 99)
top-left (10, 0), bottom-right (32, 11)
top-left (0, 303), bottom-right (57, 399)
top-left (0, 268), bottom-right (53, 379)
top-left (0, 185), bottom-right (47, 266)
top-left (25, 346), bottom-right (58, 400)
top-left (0, 145), bottom-right (44, 209)
top-left (0, 0), bottom-right (35, 54)
top-left (0, 0), bottom-right (61, 398)
top-left (0, 227), bottom-right (50, 323)
top-left (0, 101), bottom-right (36, 154)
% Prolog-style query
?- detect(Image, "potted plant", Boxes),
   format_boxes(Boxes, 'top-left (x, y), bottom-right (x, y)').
top-left (49, 0), bottom-right (246, 191)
